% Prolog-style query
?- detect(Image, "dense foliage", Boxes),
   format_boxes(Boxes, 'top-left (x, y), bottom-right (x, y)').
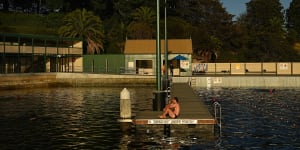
top-left (0, 0), bottom-right (299, 61)
top-left (58, 9), bottom-right (104, 54)
top-left (286, 0), bottom-right (300, 44)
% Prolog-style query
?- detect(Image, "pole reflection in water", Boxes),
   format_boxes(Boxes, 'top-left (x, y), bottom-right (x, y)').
top-left (0, 87), bottom-right (299, 149)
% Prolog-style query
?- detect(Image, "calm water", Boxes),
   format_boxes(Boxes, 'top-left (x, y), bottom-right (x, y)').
top-left (196, 88), bottom-right (300, 150)
top-left (0, 87), bottom-right (299, 149)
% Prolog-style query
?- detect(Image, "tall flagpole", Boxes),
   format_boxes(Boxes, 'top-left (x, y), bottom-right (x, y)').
top-left (156, 0), bottom-right (161, 91)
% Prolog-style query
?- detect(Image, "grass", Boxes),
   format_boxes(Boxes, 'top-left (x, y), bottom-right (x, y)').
top-left (0, 12), bottom-right (61, 35)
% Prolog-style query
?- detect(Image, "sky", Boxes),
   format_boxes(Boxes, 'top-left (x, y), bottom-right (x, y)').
top-left (220, 0), bottom-right (292, 19)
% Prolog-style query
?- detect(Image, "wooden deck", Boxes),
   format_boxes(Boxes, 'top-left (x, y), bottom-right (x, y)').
top-left (132, 83), bottom-right (216, 125)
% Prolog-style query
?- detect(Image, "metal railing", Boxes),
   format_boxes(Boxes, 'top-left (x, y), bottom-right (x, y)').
top-left (213, 101), bottom-right (222, 136)
top-left (192, 62), bottom-right (300, 76)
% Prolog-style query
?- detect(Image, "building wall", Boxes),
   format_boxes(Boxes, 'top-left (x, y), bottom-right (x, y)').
top-left (125, 54), bottom-right (156, 75)
top-left (125, 54), bottom-right (192, 76)
top-left (83, 55), bottom-right (125, 74)
top-left (0, 33), bottom-right (83, 74)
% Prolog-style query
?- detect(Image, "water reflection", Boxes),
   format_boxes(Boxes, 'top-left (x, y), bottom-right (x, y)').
top-left (0, 87), bottom-right (299, 149)
top-left (0, 87), bottom-right (155, 150)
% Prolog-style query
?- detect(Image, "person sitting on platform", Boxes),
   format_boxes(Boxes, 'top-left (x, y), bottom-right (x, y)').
top-left (159, 97), bottom-right (180, 119)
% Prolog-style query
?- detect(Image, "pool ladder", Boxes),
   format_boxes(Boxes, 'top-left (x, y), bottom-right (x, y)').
top-left (213, 102), bottom-right (222, 136)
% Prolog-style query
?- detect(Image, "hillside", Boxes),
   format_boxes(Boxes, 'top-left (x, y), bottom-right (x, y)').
top-left (0, 12), bottom-right (61, 35)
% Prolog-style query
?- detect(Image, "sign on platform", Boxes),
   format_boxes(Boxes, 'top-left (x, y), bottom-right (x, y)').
top-left (148, 119), bottom-right (198, 124)
top-left (279, 63), bottom-right (288, 70)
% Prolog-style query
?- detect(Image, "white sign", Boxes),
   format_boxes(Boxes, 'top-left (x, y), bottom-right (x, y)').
top-left (128, 62), bottom-right (134, 68)
top-left (279, 63), bottom-right (288, 70)
top-left (192, 63), bottom-right (207, 72)
top-left (148, 119), bottom-right (197, 124)
top-left (180, 60), bottom-right (190, 69)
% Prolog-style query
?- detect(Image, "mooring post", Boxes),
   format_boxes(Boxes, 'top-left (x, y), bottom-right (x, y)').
top-left (164, 124), bottom-right (171, 137)
top-left (120, 88), bottom-right (131, 119)
top-left (119, 88), bottom-right (131, 132)
top-left (152, 91), bottom-right (167, 111)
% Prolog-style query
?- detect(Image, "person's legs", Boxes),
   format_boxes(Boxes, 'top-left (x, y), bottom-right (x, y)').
top-left (159, 108), bottom-right (176, 118)
top-left (168, 110), bottom-right (176, 118)
top-left (163, 104), bottom-right (170, 112)
top-left (159, 108), bottom-right (169, 118)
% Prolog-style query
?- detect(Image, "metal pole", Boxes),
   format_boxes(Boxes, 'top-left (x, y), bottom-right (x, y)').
top-left (18, 36), bottom-right (21, 73)
top-left (163, 0), bottom-right (171, 137)
top-left (3, 35), bottom-right (6, 74)
top-left (156, 0), bottom-right (161, 91)
top-left (164, 0), bottom-right (168, 84)
top-left (31, 38), bottom-right (34, 73)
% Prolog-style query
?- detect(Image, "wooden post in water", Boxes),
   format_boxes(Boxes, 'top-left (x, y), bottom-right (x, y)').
top-left (119, 88), bottom-right (131, 132)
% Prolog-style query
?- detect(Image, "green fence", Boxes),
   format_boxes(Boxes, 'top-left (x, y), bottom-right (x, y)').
top-left (83, 55), bottom-right (125, 74)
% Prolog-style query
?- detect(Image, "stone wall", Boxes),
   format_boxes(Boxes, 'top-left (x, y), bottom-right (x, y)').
top-left (0, 73), bottom-right (156, 90)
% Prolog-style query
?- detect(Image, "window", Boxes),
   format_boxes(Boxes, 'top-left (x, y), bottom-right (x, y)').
top-left (136, 60), bottom-right (152, 68)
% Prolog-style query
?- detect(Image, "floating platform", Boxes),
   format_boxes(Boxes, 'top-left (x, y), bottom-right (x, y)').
top-left (132, 83), bottom-right (216, 126)
top-left (133, 111), bottom-right (216, 125)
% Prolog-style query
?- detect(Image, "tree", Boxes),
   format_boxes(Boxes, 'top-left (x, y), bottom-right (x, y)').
top-left (58, 8), bottom-right (104, 54)
top-left (286, 0), bottom-right (300, 41)
top-left (170, 0), bottom-right (233, 61)
top-left (127, 6), bottom-right (156, 39)
top-left (45, 0), bottom-right (65, 12)
top-left (227, 13), bottom-right (250, 61)
top-left (1, 0), bottom-right (9, 12)
top-left (105, 15), bottom-right (127, 54)
top-left (165, 16), bottom-right (192, 39)
top-left (244, 0), bottom-right (291, 61)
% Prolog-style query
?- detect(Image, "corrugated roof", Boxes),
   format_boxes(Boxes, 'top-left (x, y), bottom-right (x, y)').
top-left (124, 39), bottom-right (192, 54)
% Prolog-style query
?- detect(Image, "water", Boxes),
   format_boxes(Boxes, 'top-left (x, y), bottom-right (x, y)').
top-left (0, 87), bottom-right (299, 149)
top-left (0, 87), bottom-right (155, 150)
top-left (196, 87), bottom-right (300, 149)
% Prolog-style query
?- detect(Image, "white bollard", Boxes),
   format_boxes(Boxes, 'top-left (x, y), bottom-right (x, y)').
top-left (120, 88), bottom-right (131, 120)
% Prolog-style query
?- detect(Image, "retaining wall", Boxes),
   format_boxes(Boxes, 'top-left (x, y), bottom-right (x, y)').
top-left (173, 76), bottom-right (300, 88)
top-left (1, 73), bottom-right (300, 90)
top-left (0, 73), bottom-right (156, 90)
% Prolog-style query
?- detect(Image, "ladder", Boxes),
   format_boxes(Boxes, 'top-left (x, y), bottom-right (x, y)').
top-left (213, 102), bottom-right (222, 136)
top-left (189, 77), bottom-right (196, 87)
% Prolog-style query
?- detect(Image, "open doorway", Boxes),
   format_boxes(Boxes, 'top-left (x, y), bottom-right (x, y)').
top-left (136, 60), bottom-right (153, 75)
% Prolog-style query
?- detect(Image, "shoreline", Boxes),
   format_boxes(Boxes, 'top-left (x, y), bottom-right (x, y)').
top-left (0, 73), bottom-right (156, 90)
top-left (1, 73), bottom-right (300, 90)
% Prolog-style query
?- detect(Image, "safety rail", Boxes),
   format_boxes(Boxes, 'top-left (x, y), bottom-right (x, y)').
top-left (213, 102), bottom-right (222, 136)
top-left (192, 62), bottom-right (300, 76)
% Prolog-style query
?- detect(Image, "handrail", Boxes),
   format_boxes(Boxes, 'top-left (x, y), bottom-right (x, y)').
top-left (213, 101), bottom-right (222, 136)
top-left (193, 62), bottom-right (300, 76)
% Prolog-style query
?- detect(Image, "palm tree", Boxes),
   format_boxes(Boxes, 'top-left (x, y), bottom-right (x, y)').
top-left (58, 8), bottom-right (104, 54)
top-left (127, 6), bottom-right (156, 39)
